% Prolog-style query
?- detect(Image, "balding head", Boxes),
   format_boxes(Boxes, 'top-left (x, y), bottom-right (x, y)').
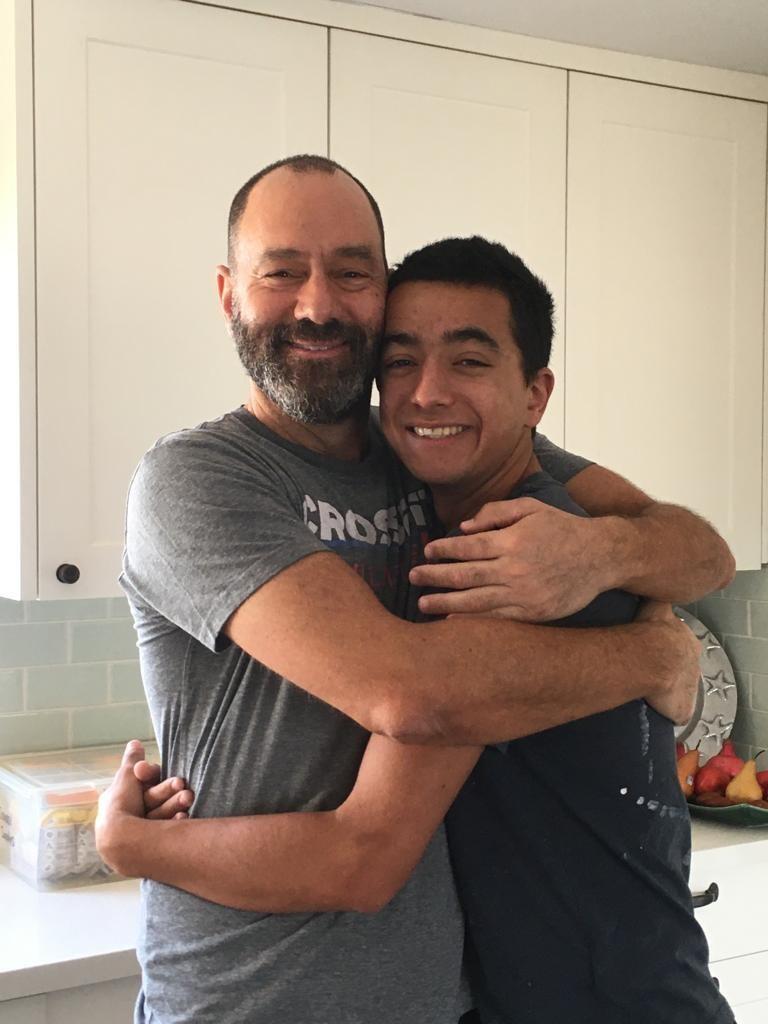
top-left (227, 155), bottom-right (386, 269)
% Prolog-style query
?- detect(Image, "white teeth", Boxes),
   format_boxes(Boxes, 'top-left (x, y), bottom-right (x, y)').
top-left (412, 425), bottom-right (466, 438)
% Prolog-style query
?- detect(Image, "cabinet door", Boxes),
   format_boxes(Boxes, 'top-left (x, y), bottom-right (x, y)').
top-left (45, 976), bottom-right (139, 1024)
top-left (330, 31), bottom-right (567, 441)
top-left (34, 0), bottom-right (327, 598)
top-left (566, 74), bottom-right (766, 567)
top-left (0, 997), bottom-right (46, 1024)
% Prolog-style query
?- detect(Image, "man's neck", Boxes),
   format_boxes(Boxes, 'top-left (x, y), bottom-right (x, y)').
top-left (432, 444), bottom-right (541, 532)
top-left (246, 385), bottom-right (370, 461)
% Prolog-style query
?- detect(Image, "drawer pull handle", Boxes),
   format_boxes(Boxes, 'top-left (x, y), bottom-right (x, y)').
top-left (692, 882), bottom-right (719, 908)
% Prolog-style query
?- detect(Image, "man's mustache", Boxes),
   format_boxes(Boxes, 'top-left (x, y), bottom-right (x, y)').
top-left (270, 319), bottom-right (369, 346)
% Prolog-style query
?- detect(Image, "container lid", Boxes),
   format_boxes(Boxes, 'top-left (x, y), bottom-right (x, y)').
top-left (0, 742), bottom-right (159, 796)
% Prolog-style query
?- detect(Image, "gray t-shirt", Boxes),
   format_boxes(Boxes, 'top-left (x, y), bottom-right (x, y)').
top-left (120, 408), bottom-right (589, 1024)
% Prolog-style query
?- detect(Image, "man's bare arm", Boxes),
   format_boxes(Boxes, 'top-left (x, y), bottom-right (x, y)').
top-left (411, 464), bottom-right (735, 621)
top-left (97, 739), bottom-right (480, 913)
top-left (224, 557), bottom-right (699, 745)
top-left (566, 464), bottom-right (735, 599)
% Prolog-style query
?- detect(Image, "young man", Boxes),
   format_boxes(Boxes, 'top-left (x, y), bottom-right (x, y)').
top-left (98, 158), bottom-right (729, 1024)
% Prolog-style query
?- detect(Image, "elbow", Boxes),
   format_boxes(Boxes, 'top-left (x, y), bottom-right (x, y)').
top-left (716, 542), bottom-right (736, 591)
top-left (369, 693), bottom-right (454, 746)
top-left (345, 856), bottom-right (411, 914)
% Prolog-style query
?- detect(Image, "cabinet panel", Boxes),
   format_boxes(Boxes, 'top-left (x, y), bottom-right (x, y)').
top-left (566, 74), bottom-right (766, 567)
top-left (735, 998), bottom-right (768, 1023)
top-left (330, 31), bottom-right (567, 442)
top-left (711, 950), bottom-right (768, 1008)
top-left (45, 976), bottom-right (139, 1024)
top-left (33, 0), bottom-right (327, 598)
top-left (0, 997), bottom-right (46, 1024)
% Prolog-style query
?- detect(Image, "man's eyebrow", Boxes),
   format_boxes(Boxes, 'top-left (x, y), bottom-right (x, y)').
top-left (382, 327), bottom-right (501, 350)
top-left (444, 327), bottom-right (500, 351)
top-left (257, 245), bottom-right (378, 263)
top-left (333, 245), bottom-right (377, 263)
top-left (259, 247), bottom-right (304, 261)
top-left (382, 331), bottom-right (418, 348)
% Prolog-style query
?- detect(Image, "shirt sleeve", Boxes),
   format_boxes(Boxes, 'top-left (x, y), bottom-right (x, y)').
top-left (120, 433), bottom-right (329, 652)
top-left (533, 433), bottom-right (593, 484)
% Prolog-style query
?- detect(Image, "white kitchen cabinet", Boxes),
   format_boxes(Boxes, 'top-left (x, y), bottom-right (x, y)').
top-left (0, 978), bottom-right (138, 1024)
top-left (565, 73), bottom-right (767, 568)
top-left (329, 30), bottom-right (567, 442)
top-left (0, 998), bottom-right (46, 1024)
top-left (2, 0), bottom-right (327, 600)
top-left (4, 0), bottom-right (768, 600)
top-left (691, 828), bottom-right (768, 1013)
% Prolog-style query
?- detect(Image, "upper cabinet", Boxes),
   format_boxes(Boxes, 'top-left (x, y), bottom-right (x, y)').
top-left (3, 1), bottom-right (767, 598)
top-left (3, 0), bottom-right (327, 599)
top-left (565, 74), bottom-right (767, 568)
top-left (330, 30), bottom-right (567, 441)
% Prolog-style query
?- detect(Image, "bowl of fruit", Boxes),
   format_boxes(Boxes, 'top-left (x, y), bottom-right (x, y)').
top-left (677, 741), bottom-right (768, 826)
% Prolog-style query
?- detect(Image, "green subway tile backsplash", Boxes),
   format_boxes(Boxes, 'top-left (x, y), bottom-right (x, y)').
top-left (70, 619), bottom-right (138, 663)
top-left (70, 703), bottom-right (154, 748)
top-left (696, 596), bottom-right (749, 637)
top-left (0, 622), bottom-right (68, 669)
top-left (26, 663), bottom-right (109, 710)
top-left (110, 662), bottom-right (146, 703)
top-left (753, 671), bottom-right (768, 712)
top-left (693, 565), bottom-right (768, 757)
top-left (750, 601), bottom-right (768, 639)
top-left (0, 670), bottom-right (24, 713)
top-left (2, 566), bottom-right (768, 757)
top-left (0, 711), bottom-right (70, 756)
top-left (0, 597), bottom-right (147, 756)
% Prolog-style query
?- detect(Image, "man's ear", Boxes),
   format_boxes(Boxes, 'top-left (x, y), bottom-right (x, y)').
top-left (217, 264), bottom-right (234, 323)
top-left (526, 368), bottom-right (555, 427)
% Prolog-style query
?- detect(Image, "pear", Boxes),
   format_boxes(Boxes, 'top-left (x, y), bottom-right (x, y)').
top-left (725, 758), bottom-right (763, 803)
top-left (676, 749), bottom-right (699, 798)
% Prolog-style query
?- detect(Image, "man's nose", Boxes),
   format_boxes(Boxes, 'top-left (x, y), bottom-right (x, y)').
top-left (293, 273), bottom-right (336, 324)
top-left (411, 363), bottom-right (452, 408)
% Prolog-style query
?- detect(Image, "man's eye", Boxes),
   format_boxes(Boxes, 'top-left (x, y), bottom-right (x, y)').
top-left (264, 270), bottom-right (296, 279)
top-left (457, 358), bottom-right (489, 368)
top-left (382, 358), bottom-right (415, 370)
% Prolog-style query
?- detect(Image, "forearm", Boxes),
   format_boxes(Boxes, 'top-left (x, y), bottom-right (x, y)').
top-left (389, 618), bottom-right (685, 745)
top-left (102, 810), bottom-right (371, 913)
top-left (565, 464), bottom-right (735, 601)
top-left (101, 737), bottom-right (480, 913)
top-left (591, 504), bottom-right (735, 603)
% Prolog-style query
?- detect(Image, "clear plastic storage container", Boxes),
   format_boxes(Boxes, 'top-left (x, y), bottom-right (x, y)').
top-left (0, 742), bottom-right (157, 890)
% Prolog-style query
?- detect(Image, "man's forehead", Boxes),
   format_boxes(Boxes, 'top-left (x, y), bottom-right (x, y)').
top-left (383, 281), bottom-right (521, 354)
top-left (245, 170), bottom-right (376, 227)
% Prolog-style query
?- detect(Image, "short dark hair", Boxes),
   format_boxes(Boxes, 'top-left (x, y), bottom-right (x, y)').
top-left (387, 236), bottom-right (554, 382)
top-left (227, 154), bottom-right (386, 265)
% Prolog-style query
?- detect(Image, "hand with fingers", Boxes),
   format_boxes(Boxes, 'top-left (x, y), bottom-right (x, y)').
top-left (134, 757), bottom-right (194, 820)
top-left (95, 741), bottom-right (194, 876)
top-left (410, 498), bottom-right (609, 622)
top-left (634, 599), bottom-right (702, 726)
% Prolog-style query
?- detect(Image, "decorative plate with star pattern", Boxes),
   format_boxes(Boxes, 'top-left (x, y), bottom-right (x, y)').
top-left (673, 607), bottom-right (737, 763)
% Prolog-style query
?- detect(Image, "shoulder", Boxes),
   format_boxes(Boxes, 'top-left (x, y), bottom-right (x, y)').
top-left (515, 471), bottom-right (590, 520)
top-left (533, 432), bottom-right (594, 485)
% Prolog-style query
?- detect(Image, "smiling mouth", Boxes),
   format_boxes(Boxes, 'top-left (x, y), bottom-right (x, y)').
top-left (409, 425), bottom-right (468, 438)
top-left (289, 339), bottom-right (347, 353)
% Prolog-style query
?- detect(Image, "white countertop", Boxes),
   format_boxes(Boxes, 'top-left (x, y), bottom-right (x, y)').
top-left (2, 820), bottom-right (768, 1003)
top-left (0, 866), bottom-right (140, 1002)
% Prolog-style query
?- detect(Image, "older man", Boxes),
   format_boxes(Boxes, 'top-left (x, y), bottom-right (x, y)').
top-left (99, 156), bottom-right (730, 1024)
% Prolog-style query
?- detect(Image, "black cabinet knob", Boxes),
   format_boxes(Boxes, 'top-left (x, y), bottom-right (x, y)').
top-left (56, 563), bottom-right (81, 584)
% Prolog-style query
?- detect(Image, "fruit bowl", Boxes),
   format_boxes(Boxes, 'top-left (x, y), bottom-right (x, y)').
top-left (687, 801), bottom-right (768, 828)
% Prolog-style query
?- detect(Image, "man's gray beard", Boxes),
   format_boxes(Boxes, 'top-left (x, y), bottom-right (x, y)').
top-left (231, 312), bottom-right (377, 425)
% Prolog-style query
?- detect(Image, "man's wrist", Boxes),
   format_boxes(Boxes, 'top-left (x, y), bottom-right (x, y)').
top-left (97, 811), bottom-right (149, 878)
top-left (593, 514), bottom-right (645, 593)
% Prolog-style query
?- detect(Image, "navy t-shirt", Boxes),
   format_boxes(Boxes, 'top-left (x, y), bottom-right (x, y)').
top-left (444, 472), bottom-right (733, 1024)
